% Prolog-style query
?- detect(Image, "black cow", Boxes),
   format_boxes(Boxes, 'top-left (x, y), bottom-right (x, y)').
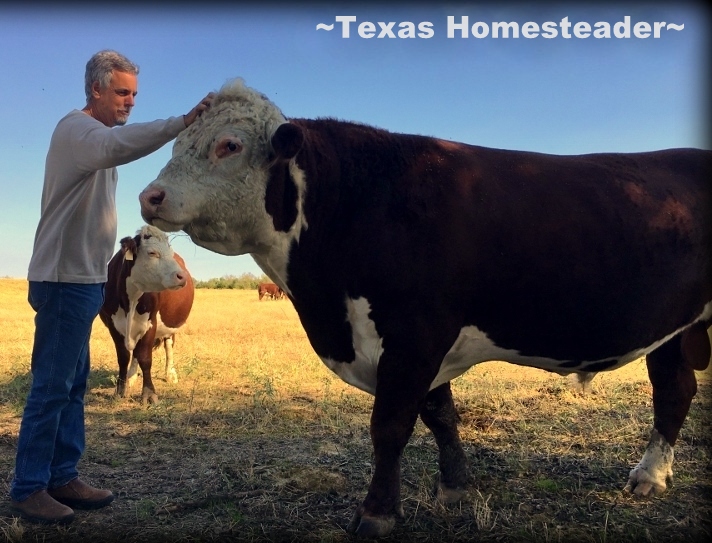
top-left (138, 79), bottom-right (711, 538)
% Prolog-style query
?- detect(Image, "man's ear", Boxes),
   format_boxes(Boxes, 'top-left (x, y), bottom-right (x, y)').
top-left (271, 123), bottom-right (304, 160)
top-left (91, 80), bottom-right (102, 100)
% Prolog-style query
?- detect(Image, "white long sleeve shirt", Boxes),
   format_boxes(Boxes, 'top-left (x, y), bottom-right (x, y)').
top-left (27, 110), bottom-right (185, 283)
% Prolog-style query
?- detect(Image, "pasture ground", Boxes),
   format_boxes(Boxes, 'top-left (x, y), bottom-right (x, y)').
top-left (0, 278), bottom-right (710, 542)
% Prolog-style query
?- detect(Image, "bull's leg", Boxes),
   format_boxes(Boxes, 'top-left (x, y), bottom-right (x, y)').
top-left (347, 349), bottom-right (437, 539)
top-left (626, 323), bottom-right (710, 496)
top-left (134, 339), bottom-right (159, 405)
top-left (126, 356), bottom-right (140, 389)
top-left (115, 350), bottom-right (131, 397)
top-left (419, 382), bottom-right (469, 503)
top-left (164, 335), bottom-right (178, 384)
top-left (106, 326), bottom-right (131, 397)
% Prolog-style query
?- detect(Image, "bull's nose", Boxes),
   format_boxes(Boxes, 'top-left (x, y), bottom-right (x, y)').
top-left (139, 188), bottom-right (166, 219)
top-left (139, 187), bottom-right (166, 207)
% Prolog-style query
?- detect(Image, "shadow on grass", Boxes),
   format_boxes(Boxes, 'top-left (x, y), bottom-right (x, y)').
top-left (0, 368), bottom-right (118, 413)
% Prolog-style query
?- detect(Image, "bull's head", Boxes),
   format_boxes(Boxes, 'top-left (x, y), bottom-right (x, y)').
top-left (139, 79), bottom-right (307, 268)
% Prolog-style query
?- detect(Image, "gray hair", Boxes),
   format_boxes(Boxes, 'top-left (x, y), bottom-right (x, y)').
top-left (84, 50), bottom-right (139, 102)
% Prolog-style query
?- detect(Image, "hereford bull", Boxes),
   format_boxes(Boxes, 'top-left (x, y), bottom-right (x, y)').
top-left (138, 79), bottom-right (711, 537)
top-left (258, 282), bottom-right (284, 300)
top-left (100, 225), bottom-right (194, 405)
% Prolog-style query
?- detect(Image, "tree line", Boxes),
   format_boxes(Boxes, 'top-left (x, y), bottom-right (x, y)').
top-left (194, 273), bottom-right (272, 290)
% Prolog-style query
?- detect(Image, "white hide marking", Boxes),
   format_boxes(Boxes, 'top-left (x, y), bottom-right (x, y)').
top-left (625, 430), bottom-right (674, 496)
top-left (322, 297), bottom-right (383, 395)
top-left (319, 296), bottom-right (712, 397)
top-left (111, 305), bottom-right (152, 353)
top-left (431, 327), bottom-right (632, 391)
top-left (164, 336), bottom-right (178, 383)
top-left (698, 299), bottom-right (712, 322)
top-left (126, 358), bottom-right (139, 388)
top-left (154, 312), bottom-right (182, 340)
top-left (155, 313), bottom-right (181, 383)
top-left (111, 307), bottom-right (183, 384)
top-left (252, 161), bottom-right (309, 298)
top-left (288, 161), bottom-right (309, 239)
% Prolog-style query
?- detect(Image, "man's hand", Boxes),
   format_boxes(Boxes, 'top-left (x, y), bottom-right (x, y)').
top-left (183, 92), bottom-right (216, 127)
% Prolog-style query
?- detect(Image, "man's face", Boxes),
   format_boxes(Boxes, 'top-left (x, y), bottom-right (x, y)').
top-left (91, 70), bottom-right (138, 127)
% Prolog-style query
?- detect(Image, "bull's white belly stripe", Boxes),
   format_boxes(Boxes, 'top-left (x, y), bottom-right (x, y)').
top-left (320, 297), bottom-right (712, 397)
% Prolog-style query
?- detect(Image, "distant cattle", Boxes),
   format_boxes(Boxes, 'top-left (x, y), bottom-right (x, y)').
top-left (100, 225), bottom-right (194, 404)
top-left (139, 79), bottom-right (711, 538)
top-left (258, 282), bottom-right (284, 300)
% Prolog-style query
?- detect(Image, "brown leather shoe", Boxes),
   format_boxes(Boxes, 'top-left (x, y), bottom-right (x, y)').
top-left (48, 478), bottom-right (115, 510)
top-left (10, 489), bottom-right (75, 525)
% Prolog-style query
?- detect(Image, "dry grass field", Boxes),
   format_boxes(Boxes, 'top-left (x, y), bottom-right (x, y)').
top-left (0, 277), bottom-right (710, 543)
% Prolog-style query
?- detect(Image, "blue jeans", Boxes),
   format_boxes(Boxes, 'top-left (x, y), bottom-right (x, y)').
top-left (10, 281), bottom-right (104, 502)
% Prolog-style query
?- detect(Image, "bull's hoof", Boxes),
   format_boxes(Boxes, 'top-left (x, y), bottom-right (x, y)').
top-left (115, 384), bottom-right (126, 397)
top-left (347, 513), bottom-right (396, 539)
top-left (624, 466), bottom-right (668, 497)
top-left (141, 388), bottom-right (159, 405)
top-left (435, 482), bottom-right (468, 504)
top-left (347, 504), bottom-right (403, 539)
top-left (166, 369), bottom-right (178, 384)
top-left (625, 432), bottom-right (674, 497)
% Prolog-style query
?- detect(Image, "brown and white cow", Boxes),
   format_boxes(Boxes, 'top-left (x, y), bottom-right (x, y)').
top-left (100, 225), bottom-right (194, 405)
top-left (138, 79), bottom-right (712, 537)
top-left (258, 282), bottom-right (284, 300)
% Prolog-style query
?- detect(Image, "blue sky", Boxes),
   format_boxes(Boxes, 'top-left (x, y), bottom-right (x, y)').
top-left (0, 2), bottom-right (709, 281)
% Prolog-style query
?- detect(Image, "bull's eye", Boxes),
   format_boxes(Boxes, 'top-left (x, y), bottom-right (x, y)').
top-left (215, 137), bottom-right (243, 159)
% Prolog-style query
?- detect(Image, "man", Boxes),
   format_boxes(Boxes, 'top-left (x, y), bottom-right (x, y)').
top-left (9, 50), bottom-right (213, 525)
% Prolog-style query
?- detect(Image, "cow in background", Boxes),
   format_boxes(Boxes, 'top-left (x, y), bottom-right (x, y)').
top-left (100, 225), bottom-right (194, 404)
top-left (258, 282), bottom-right (284, 300)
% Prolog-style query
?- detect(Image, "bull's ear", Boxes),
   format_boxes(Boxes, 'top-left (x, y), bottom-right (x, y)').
top-left (120, 236), bottom-right (138, 262)
top-left (271, 123), bottom-right (303, 159)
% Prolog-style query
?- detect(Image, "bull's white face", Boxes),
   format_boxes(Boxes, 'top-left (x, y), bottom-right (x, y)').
top-left (139, 80), bottom-right (300, 263)
top-left (126, 225), bottom-right (186, 293)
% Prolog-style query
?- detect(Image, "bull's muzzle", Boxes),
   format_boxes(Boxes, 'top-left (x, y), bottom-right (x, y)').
top-left (139, 187), bottom-right (166, 222)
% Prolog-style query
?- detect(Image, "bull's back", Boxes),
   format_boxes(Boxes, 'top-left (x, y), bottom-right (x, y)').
top-left (446, 147), bottom-right (711, 358)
